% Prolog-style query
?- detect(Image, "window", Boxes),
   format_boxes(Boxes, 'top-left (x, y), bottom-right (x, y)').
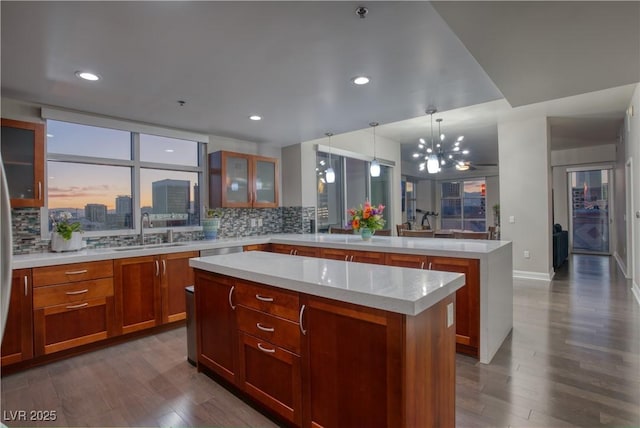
top-left (440, 179), bottom-right (486, 231)
top-left (45, 120), bottom-right (205, 237)
top-left (316, 152), bottom-right (392, 232)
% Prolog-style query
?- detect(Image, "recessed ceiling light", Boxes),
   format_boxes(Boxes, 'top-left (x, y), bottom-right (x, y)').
top-left (75, 71), bottom-right (100, 81)
top-left (249, 115), bottom-right (262, 121)
top-left (165, 149), bottom-right (175, 153)
top-left (352, 76), bottom-right (370, 85)
top-left (46, 133), bottom-right (54, 138)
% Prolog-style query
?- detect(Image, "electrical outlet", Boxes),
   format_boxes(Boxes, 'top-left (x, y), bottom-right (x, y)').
top-left (447, 303), bottom-right (454, 327)
top-left (250, 218), bottom-right (257, 227)
top-left (509, 215), bottom-right (515, 224)
top-left (258, 218), bottom-right (263, 227)
top-left (524, 250), bottom-right (530, 259)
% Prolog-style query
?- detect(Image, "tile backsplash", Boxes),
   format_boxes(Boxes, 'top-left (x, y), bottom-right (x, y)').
top-left (11, 206), bottom-right (316, 255)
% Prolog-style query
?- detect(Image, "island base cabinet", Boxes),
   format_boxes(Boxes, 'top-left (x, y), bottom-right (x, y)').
top-left (195, 272), bottom-right (236, 384)
top-left (237, 332), bottom-right (302, 426)
top-left (302, 295), bottom-right (456, 428)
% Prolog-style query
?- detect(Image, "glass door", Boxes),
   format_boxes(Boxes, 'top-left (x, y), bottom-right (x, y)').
top-left (568, 168), bottom-right (612, 254)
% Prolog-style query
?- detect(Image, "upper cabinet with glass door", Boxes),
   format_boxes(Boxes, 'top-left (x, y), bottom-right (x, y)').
top-left (1, 119), bottom-right (45, 207)
top-left (209, 151), bottom-right (279, 208)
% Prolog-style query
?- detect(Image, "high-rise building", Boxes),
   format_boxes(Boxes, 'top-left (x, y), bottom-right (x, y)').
top-left (85, 204), bottom-right (107, 223)
top-left (115, 195), bottom-right (132, 214)
top-left (152, 179), bottom-right (190, 214)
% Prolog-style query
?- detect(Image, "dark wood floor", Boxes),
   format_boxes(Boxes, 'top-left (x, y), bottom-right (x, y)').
top-left (1, 254), bottom-right (639, 427)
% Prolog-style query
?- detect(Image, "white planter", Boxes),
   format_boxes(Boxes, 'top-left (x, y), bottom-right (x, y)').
top-left (51, 232), bottom-right (83, 252)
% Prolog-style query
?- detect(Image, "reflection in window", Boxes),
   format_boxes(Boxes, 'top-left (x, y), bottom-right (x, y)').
top-left (47, 120), bottom-right (131, 159)
top-left (140, 134), bottom-right (198, 166)
top-left (440, 179), bottom-right (486, 231)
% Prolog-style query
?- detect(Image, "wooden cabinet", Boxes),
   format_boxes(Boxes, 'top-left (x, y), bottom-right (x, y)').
top-left (209, 150), bottom-right (279, 208)
top-left (429, 256), bottom-right (480, 357)
top-left (235, 280), bottom-right (302, 425)
top-left (194, 270), bottom-right (457, 428)
top-left (114, 256), bottom-right (162, 335)
top-left (384, 252), bottom-right (428, 269)
top-left (1, 269), bottom-right (34, 366)
top-left (243, 243), bottom-right (271, 252)
top-left (161, 251), bottom-right (198, 323)
top-left (195, 271), bottom-right (236, 384)
top-left (32, 261), bottom-right (115, 356)
top-left (271, 243), bottom-right (319, 258)
top-left (319, 247), bottom-right (385, 265)
top-left (1, 118), bottom-right (45, 207)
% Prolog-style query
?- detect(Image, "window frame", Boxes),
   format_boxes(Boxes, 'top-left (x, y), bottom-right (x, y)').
top-left (439, 178), bottom-right (487, 231)
top-left (41, 119), bottom-right (207, 239)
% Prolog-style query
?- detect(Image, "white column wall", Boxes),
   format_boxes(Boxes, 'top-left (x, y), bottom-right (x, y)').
top-left (498, 116), bottom-right (553, 281)
top-left (624, 84), bottom-right (640, 304)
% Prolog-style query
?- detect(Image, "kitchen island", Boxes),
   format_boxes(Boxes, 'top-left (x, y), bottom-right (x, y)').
top-left (190, 251), bottom-right (465, 428)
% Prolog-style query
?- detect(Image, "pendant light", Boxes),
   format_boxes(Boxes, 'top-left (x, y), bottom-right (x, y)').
top-left (325, 132), bottom-right (335, 183)
top-left (426, 109), bottom-right (440, 174)
top-left (369, 122), bottom-right (381, 177)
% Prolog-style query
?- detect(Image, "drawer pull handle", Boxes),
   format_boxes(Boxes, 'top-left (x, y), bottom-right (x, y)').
top-left (257, 343), bottom-right (275, 353)
top-left (350, 255), bottom-right (354, 262)
top-left (344, 255), bottom-right (349, 261)
top-left (24, 276), bottom-right (28, 296)
top-left (228, 286), bottom-right (236, 310)
top-left (420, 261), bottom-right (425, 270)
top-left (66, 302), bottom-right (88, 309)
top-left (428, 262), bottom-right (433, 270)
top-left (65, 289), bottom-right (88, 295)
top-left (64, 269), bottom-right (88, 275)
top-left (289, 249), bottom-right (294, 255)
top-left (294, 249), bottom-right (298, 255)
top-left (256, 323), bottom-right (275, 332)
top-left (299, 304), bottom-right (307, 335)
top-left (255, 294), bottom-right (274, 302)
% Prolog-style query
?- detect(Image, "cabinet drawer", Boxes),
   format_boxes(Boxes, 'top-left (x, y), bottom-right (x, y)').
top-left (33, 278), bottom-right (114, 309)
top-left (33, 260), bottom-right (114, 287)
top-left (237, 305), bottom-right (300, 354)
top-left (235, 280), bottom-right (299, 322)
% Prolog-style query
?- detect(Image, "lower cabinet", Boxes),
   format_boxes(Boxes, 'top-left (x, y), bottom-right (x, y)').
top-left (319, 247), bottom-right (385, 265)
top-left (243, 243), bottom-right (272, 252)
top-left (161, 251), bottom-right (198, 323)
top-left (271, 243), bottom-right (319, 258)
top-left (32, 261), bottom-right (115, 356)
top-left (195, 271), bottom-right (236, 384)
top-left (1, 269), bottom-right (33, 366)
top-left (195, 270), bottom-right (456, 427)
top-left (114, 256), bottom-right (162, 335)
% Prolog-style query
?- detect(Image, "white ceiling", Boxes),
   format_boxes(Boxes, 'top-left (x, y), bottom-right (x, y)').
top-left (1, 1), bottom-right (638, 172)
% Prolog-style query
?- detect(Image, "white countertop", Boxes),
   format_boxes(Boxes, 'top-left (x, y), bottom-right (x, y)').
top-left (12, 233), bottom-right (511, 269)
top-left (190, 251), bottom-right (465, 316)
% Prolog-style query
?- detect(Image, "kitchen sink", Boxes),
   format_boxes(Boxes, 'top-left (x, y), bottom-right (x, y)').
top-left (113, 242), bottom-right (188, 251)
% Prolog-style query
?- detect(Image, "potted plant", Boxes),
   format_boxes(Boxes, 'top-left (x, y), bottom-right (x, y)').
top-left (50, 212), bottom-right (83, 252)
top-left (203, 207), bottom-right (223, 239)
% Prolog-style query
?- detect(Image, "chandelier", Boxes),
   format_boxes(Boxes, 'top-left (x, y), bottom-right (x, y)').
top-left (415, 109), bottom-right (469, 173)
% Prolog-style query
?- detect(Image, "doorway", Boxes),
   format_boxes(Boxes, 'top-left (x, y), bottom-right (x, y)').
top-left (568, 168), bottom-right (613, 254)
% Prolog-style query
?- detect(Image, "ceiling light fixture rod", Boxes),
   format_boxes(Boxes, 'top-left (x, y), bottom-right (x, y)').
top-left (369, 122), bottom-right (380, 177)
top-left (325, 132), bottom-right (335, 183)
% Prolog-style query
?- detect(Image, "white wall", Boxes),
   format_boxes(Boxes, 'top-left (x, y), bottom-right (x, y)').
top-left (498, 116), bottom-right (553, 280)
top-left (486, 175), bottom-right (500, 228)
top-left (281, 144), bottom-right (301, 207)
top-left (624, 84), bottom-right (640, 304)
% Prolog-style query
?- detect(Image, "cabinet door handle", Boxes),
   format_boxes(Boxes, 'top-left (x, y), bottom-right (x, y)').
top-left (38, 181), bottom-right (42, 200)
top-left (428, 262), bottom-right (433, 270)
top-left (24, 276), bottom-right (28, 296)
top-left (256, 323), bottom-right (275, 332)
top-left (228, 285), bottom-right (236, 310)
top-left (162, 259), bottom-right (166, 276)
top-left (64, 269), bottom-right (88, 275)
top-left (299, 304), bottom-right (307, 335)
top-left (66, 302), bottom-right (88, 310)
top-left (350, 255), bottom-right (354, 262)
top-left (294, 249), bottom-right (298, 256)
top-left (290, 249), bottom-right (294, 255)
top-left (155, 260), bottom-right (160, 276)
top-left (65, 289), bottom-right (88, 295)
top-left (420, 261), bottom-right (425, 270)
top-left (344, 255), bottom-right (349, 261)
top-left (257, 343), bottom-right (276, 354)
top-left (255, 294), bottom-right (274, 302)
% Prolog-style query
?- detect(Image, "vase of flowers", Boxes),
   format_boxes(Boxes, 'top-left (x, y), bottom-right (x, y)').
top-left (203, 207), bottom-right (222, 239)
top-left (348, 201), bottom-right (385, 241)
top-left (50, 212), bottom-right (83, 252)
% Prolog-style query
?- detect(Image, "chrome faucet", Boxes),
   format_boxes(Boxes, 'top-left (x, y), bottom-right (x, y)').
top-left (140, 212), bottom-right (150, 245)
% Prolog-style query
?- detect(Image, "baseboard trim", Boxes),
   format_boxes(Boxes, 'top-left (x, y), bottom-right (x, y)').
top-left (614, 251), bottom-right (630, 278)
top-left (632, 280), bottom-right (640, 307)
top-left (513, 270), bottom-right (553, 283)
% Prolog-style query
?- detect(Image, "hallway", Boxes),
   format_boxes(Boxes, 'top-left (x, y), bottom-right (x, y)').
top-left (1, 255), bottom-right (639, 427)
